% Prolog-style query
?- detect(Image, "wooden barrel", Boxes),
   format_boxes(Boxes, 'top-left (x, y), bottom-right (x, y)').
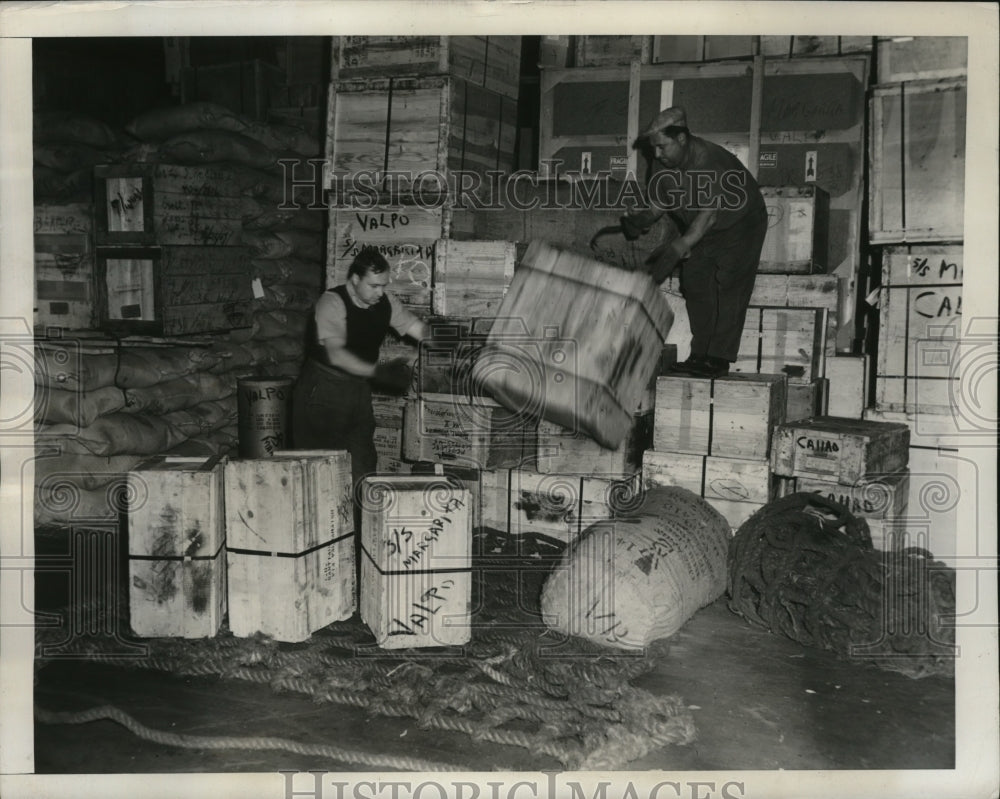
top-left (471, 241), bottom-right (672, 449)
top-left (540, 486), bottom-right (731, 650)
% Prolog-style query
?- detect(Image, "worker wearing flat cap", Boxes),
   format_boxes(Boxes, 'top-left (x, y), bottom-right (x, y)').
top-left (622, 106), bottom-right (768, 378)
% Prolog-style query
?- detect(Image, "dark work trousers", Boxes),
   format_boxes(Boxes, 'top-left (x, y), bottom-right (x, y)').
top-left (679, 206), bottom-right (769, 363)
top-left (292, 358), bottom-right (377, 539)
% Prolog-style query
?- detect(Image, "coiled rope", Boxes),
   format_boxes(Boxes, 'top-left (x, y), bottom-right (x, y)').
top-left (727, 492), bottom-right (956, 679)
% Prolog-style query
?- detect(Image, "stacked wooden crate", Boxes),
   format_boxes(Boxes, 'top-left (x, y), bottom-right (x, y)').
top-left (863, 37), bottom-right (967, 559)
top-left (34, 202), bottom-right (95, 330)
top-left (327, 36), bottom-right (521, 317)
top-left (644, 373), bottom-right (788, 531)
top-left (772, 417), bottom-right (911, 550)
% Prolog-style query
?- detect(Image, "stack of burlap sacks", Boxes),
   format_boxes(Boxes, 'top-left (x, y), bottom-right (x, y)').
top-left (33, 102), bottom-right (327, 526)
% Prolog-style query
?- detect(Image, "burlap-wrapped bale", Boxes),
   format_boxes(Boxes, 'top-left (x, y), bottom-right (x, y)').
top-left (541, 486), bottom-right (730, 650)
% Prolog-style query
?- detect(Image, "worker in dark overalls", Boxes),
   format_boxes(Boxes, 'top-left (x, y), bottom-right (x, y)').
top-left (622, 106), bottom-right (768, 378)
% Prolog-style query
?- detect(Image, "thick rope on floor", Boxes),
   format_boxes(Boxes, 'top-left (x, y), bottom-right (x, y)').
top-left (34, 705), bottom-right (464, 772)
top-left (727, 492), bottom-right (956, 679)
top-left (36, 529), bottom-right (696, 770)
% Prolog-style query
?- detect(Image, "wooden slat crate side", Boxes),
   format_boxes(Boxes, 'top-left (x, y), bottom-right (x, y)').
top-left (127, 457), bottom-right (226, 638)
top-left (785, 379), bottom-right (826, 422)
top-left (869, 79), bottom-right (966, 243)
top-left (34, 251), bottom-right (95, 331)
top-left (432, 239), bottom-right (515, 317)
top-left (749, 274), bottom-right (841, 313)
top-left (874, 376), bottom-right (958, 416)
top-left (758, 186), bottom-right (829, 274)
top-left (359, 475), bottom-right (472, 648)
top-left (329, 205), bottom-right (443, 314)
top-left (733, 307), bottom-right (826, 383)
top-left (771, 416), bottom-right (911, 484)
top-left (339, 36), bottom-right (448, 78)
top-left (447, 80), bottom-right (518, 178)
top-left (653, 373), bottom-right (786, 459)
top-left (881, 244), bottom-right (964, 287)
top-left (825, 355), bottom-right (868, 419)
top-left (535, 410), bottom-right (652, 477)
top-left (644, 450), bottom-right (774, 505)
top-left (876, 37), bottom-right (968, 83)
top-left (35, 203), bottom-right (92, 236)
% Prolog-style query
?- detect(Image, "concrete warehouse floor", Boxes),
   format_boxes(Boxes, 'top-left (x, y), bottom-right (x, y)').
top-left (32, 527), bottom-right (954, 775)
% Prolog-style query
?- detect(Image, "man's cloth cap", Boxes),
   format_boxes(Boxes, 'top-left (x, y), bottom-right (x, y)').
top-left (642, 106), bottom-right (688, 138)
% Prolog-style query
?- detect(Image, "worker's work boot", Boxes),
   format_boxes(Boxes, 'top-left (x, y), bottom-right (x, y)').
top-left (668, 355), bottom-right (709, 376)
top-left (685, 356), bottom-right (731, 378)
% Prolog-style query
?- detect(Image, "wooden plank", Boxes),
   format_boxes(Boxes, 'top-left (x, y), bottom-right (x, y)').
top-left (785, 379), bottom-right (825, 422)
top-left (749, 274), bottom-right (840, 312)
top-left (771, 416), bottom-right (910, 484)
top-left (826, 355), bottom-right (868, 418)
top-left (653, 373), bottom-right (787, 459)
top-left (127, 456), bottom-right (226, 639)
top-left (359, 475), bottom-right (472, 648)
top-left (733, 307), bottom-right (826, 383)
top-left (575, 36), bottom-right (652, 67)
top-left (431, 239), bottom-right (515, 317)
top-left (881, 244), bottom-right (963, 287)
top-left (224, 452), bottom-right (355, 643)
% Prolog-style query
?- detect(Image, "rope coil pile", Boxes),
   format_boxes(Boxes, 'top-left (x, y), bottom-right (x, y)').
top-left (36, 528), bottom-right (696, 771)
top-left (727, 492), bottom-right (956, 679)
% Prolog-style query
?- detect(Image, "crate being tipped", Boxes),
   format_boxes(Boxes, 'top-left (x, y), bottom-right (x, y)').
top-left (471, 241), bottom-right (673, 450)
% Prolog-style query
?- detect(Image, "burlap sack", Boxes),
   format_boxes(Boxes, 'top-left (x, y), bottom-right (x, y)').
top-left (540, 486), bottom-right (730, 650)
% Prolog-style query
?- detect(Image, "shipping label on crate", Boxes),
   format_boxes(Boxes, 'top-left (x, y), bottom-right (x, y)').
top-left (360, 476), bottom-right (472, 648)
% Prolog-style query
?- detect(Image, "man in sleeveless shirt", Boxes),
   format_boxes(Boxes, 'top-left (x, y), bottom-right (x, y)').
top-left (293, 250), bottom-right (426, 525)
top-left (621, 106), bottom-right (768, 378)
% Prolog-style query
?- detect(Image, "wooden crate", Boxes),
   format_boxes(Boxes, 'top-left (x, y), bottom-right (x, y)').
top-left (432, 239), bottom-right (515, 318)
top-left (733, 307), bottom-right (826, 383)
top-left (359, 475), bottom-right (472, 648)
top-left (329, 75), bottom-right (517, 190)
top-left (758, 186), bottom-right (829, 274)
top-left (876, 245), bottom-right (963, 415)
top-left (653, 373), bottom-right (787, 459)
top-left (480, 468), bottom-right (641, 544)
top-left (777, 469), bottom-right (909, 550)
top-left (643, 449), bottom-right (775, 531)
top-left (771, 416), bottom-right (910, 484)
top-left (402, 392), bottom-right (536, 470)
top-left (826, 355), bottom-right (869, 418)
top-left (95, 246), bottom-right (254, 336)
top-left (786, 379), bottom-right (826, 422)
top-left (34, 203), bottom-right (94, 330)
top-left (575, 36), bottom-right (652, 67)
top-left (869, 78), bottom-right (966, 243)
top-left (472, 241), bottom-right (673, 450)
top-left (372, 393), bottom-right (411, 474)
top-left (749, 274), bottom-right (840, 314)
top-left (94, 164), bottom-right (248, 247)
top-left (417, 316), bottom-right (489, 396)
top-left (535, 410), bottom-right (652, 477)
top-left (181, 59), bottom-right (285, 119)
top-left (328, 204), bottom-right (443, 314)
top-left (127, 456), bottom-right (226, 638)
top-left (876, 37), bottom-right (967, 83)
top-left (224, 451), bottom-right (355, 643)
top-left (337, 36), bottom-right (521, 99)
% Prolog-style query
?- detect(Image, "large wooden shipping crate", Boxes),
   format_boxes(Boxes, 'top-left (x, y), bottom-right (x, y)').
top-left (94, 164), bottom-right (250, 247)
top-left (771, 416), bottom-right (910, 485)
top-left (403, 392), bottom-right (536, 470)
top-left (431, 239), bottom-right (515, 318)
top-left (876, 36), bottom-right (968, 83)
top-left (34, 203), bottom-right (94, 330)
top-left (336, 36), bottom-right (521, 99)
top-left (869, 78), bottom-right (966, 243)
top-left (224, 451), bottom-right (355, 643)
top-left (372, 393), bottom-right (411, 474)
top-left (653, 373), bottom-right (787, 459)
top-left (329, 75), bottom-right (518, 189)
top-left (758, 186), bottom-right (830, 274)
top-left (777, 470), bottom-right (910, 550)
top-left (733, 307), bottom-right (827, 383)
top-left (95, 246), bottom-right (254, 336)
top-left (472, 241), bottom-right (673, 450)
top-left (360, 475), bottom-right (472, 649)
top-left (643, 450), bottom-right (775, 531)
top-left (480, 468), bottom-right (642, 544)
top-left (876, 245), bottom-right (963, 415)
top-left (127, 456), bottom-right (226, 638)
